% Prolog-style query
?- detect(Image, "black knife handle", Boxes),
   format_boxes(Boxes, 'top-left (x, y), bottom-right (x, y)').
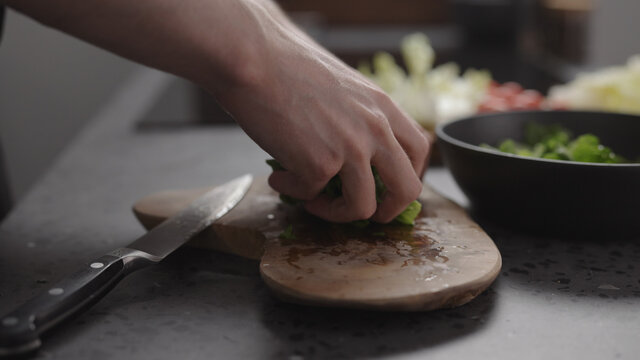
top-left (0, 248), bottom-right (159, 357)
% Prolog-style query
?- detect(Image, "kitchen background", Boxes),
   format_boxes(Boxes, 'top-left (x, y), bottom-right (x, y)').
top-left (0, 0), bottom-right (638, 220)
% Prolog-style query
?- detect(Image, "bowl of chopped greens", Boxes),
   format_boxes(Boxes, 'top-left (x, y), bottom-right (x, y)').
top-left (436, 110), bottom-right (640, 238)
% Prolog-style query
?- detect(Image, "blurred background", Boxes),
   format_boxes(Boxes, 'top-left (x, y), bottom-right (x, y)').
top-left (0, 0), bottom-right (639, 220)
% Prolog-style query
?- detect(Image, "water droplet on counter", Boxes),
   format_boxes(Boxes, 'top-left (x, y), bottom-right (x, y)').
top-left (49, 288), bottom-right (64, 296)
top-left (2, 317), bottom-right (18, 326)
top-left (598, 284), bottom-right (620, 290)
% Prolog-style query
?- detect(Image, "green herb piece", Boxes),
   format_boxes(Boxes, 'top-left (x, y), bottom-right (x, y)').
top-left (372, 167), bottom-right (386, 203)
top-left (322, 175), bottom-right (343, 198)
top-left (266, 159), bottom-right (286, 171)
top-left (498, 139), bottom-right (518, 154)
top-left (525, 122), bottom-right (571, 147)
top-left (394, 200), bottom-right (422, 225)
top-left (279, 194), bottom-right (301, 205)
top-left (350, 220), bottom-right (370, 228)
top-left (279, 224), bottom-right (295, 240)
top-left (532, 143), bottom-right (547, 158)
top-left (372, 231), bottom-right (387, 237)
top-left (542, 152), bottom-right (563, 160)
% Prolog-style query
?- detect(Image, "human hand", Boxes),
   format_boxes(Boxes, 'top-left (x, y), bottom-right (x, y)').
top-left (216, 2), bottom-right (431, 223)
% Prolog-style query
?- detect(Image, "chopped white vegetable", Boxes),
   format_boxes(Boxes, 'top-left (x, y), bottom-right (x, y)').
top-left (359, 33), bottom-right (492, 130)
top-left (548, 55), bottom-right (640, 115)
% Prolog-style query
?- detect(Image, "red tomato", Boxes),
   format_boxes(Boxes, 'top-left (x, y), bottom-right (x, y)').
top-left (502, 82), bottom-right (524, 93)
top-left (480, 81), bottom-right (546, 113)
top-left (489, 82), bottom-right (523, 101)
top-left (479, 98), bottom-right (511, 113)
top-left (520, 89), bottom-right (543, 100)
top-left (512, 92), bottom-right (543, 110)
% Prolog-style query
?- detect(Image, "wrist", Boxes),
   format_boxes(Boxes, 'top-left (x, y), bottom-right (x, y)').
top-left (198, 0), bottom-right (277, 98)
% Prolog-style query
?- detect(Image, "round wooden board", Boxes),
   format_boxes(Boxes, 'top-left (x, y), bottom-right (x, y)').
top-left (133, 177), bottom-right (501, 311)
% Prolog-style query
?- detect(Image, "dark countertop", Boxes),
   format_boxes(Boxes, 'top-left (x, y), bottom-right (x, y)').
top-left (1, 74), bottom-right (639, 360)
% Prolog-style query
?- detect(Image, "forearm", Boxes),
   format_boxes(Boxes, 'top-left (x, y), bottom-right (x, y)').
top-left (3, 0), bottom-right (287, 94)
top-left (3, 0), bottom-right (431, 223)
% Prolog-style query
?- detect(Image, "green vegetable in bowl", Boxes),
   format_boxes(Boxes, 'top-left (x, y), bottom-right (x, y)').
top-left (481, 122), bottom-right (629, 163)
top-left (266, 159), bottom-right (422, 226)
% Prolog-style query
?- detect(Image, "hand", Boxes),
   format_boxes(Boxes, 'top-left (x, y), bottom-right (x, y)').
top-left (7, 0), bottom-right (431, 223)
top-left (216, 2), bottom-right (432, 223)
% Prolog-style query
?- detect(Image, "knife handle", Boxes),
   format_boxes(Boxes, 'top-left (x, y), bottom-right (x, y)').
top-left (0, 248), bottom-right (158, 357)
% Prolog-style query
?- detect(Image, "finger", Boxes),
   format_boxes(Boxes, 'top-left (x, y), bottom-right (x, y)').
top-left (419, 129), bottom-right (435, 179)
top-left (371, 144), bottom-right (423, 224)
top-left (268, 170), bottom-right (327, 201)
top-left (380, 98), bottom-right (432, 177)
top-left (304, 161), bottom-right (377, 223)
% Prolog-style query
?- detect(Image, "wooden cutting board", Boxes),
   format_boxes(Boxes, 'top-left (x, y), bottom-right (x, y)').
top-left (133, 177), bottom-right (501, 311)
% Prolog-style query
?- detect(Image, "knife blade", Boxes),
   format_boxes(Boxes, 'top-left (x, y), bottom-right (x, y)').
top-left (0, 174), bottom-right (253, 357)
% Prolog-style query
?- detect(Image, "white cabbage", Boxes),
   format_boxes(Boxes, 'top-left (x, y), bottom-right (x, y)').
top-left (359, 33), bottom-right (492, 130)
top-left (548, 55), bottom-right (640, 115)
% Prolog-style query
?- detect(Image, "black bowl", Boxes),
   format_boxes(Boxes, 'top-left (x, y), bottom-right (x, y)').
top-left (436, 111), bottom-right (640, 238)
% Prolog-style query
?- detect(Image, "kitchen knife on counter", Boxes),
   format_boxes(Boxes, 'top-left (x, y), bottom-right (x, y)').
top-left (0, 174), bottom-right (253, 357)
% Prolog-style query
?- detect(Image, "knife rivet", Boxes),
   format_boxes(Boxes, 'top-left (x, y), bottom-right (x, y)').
top-left (49, 288), bottom-right (64, 296)
top-left (90, 262), bottom-right (104, 269)
top-left (2, 317), bottom-right (18, 326)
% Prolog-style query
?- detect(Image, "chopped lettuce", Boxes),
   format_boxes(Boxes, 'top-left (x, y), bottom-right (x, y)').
top-left (483, 122), bottom-right (629, 164)
top-left (266, 159), bottom-right (422, 226)
top-left (393, 200), bottom-right (422, 225)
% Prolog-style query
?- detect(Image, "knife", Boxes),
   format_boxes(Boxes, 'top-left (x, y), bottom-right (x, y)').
top-left (0, 174), bottom-right (253, 357)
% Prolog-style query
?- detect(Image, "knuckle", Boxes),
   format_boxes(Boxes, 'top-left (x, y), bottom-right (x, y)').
top-left (344, 142), bottom-right (370, 164)
top-left (298, 178), bottom-right (327, 199)
top-left (371, 89), bottom-right (392, 104)
top-left (367, 112), bottom-right (391, 140)
top-left (307, 156), bottom-right (340, 183)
